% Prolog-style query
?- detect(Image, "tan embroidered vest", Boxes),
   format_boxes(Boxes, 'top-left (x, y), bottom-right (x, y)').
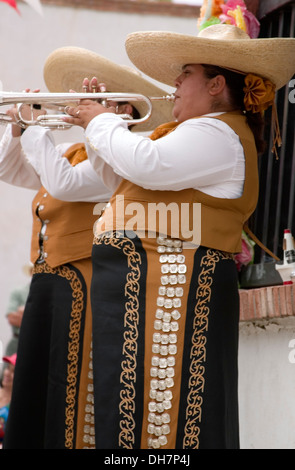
top-left (30, 144), bottom-right (99, 268)
top-left (94, 112), bottom-right (259, 253)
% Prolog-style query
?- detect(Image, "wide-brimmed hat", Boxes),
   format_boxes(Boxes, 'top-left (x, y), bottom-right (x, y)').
top-left (43, 46), bottom-right (174, 131)
top-left (125, 24), bottom-right (295, 91)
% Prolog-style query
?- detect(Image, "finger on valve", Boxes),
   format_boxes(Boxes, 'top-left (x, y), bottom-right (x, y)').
top-left (82, 77), bottom-right (89, 93)
top-left (90, 77), bottom-right (98, 93)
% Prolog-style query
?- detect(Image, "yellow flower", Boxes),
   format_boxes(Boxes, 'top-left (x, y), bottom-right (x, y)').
top-left (228, 6), bottom-right (247, 33)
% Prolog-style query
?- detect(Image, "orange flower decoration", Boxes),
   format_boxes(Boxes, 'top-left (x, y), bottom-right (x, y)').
top-left (211, 0), bottom-right (225, 17)
top-left (243, 74), bottom-right (276, 114)
top-left (244, 74), bottom-right (282, 159)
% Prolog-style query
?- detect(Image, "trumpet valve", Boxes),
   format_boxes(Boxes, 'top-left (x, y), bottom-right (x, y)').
top-left (97, 84), bottom-right (107, 108)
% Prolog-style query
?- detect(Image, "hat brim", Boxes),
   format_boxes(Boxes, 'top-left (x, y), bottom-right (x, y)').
top-left (43, 46), bottom-right (174, 132)
top-left (125, 31), bottom-right (295, 90)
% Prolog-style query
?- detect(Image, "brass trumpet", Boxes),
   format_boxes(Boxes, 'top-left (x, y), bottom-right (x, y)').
top-left (0, 91), bottom-right (175, 129)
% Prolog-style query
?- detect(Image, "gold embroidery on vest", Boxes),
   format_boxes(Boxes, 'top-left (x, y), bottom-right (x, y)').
top-left (183, 249), bottom-right (233, 448)
top-left (33, 262), bottom-right (84, 449)
top-left (93, 232), bottom-right (141, 449)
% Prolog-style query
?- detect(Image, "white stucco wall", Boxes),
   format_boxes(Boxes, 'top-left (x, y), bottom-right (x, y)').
top-left (239, 317), bottom-right (295, 449)
top-left (0, 1), bottom-right (294, 450)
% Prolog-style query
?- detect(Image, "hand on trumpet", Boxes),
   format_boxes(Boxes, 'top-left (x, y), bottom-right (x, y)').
top-left (6, 88), bottom-right (44, 137)
top-left (63, 77), bottom-right (116, 129)
top-left (63, 77), bottom-right (134, 129)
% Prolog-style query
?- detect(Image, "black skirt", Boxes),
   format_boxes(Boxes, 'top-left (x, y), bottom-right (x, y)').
top-left (3, 259), bottom-right (94, 449)
top-left (91, 231), bottom-right (240, 449)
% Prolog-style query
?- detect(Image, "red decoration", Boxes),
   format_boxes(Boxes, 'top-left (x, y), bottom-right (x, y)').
top-left (0, 0), bottom-right (20, 14)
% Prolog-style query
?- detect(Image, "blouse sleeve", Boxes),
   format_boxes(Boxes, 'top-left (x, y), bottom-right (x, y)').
top-left (0, 126), bottom-right (41, 190)
top-left (21, 126), bottom-right (113, 202)
top-left (85, 113), bottom-right (244, 194)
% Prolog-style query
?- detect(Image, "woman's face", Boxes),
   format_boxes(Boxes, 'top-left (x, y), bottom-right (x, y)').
top-left (2, 364), bottom-right (15, 390)
top-left (173, 64), bottom-right (213, 122)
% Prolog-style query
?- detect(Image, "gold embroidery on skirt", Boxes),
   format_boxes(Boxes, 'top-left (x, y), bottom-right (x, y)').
top-left (33, 262), bottom-right (84, 449)
top-left (93, 232), bottom-right (141, 449)
top-left (183, 249), bottom-right (233, 448)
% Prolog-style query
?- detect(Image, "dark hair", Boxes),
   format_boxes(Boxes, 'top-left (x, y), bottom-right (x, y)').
top-left (202, 64), bottom-right (266, 154)
top-left (118, 101), bottom-right (140, 130)
top-left (132, 105), bottom-right (140, 121)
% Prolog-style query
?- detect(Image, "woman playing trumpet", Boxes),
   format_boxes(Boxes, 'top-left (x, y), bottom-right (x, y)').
top-left (63, 20), bottom-right (295, 449)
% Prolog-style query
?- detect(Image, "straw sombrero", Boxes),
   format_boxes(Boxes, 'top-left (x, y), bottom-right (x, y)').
top-left (43, 46), bottom-right (173, 132)
top-left (125, 24), bottom-right (295, 91)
